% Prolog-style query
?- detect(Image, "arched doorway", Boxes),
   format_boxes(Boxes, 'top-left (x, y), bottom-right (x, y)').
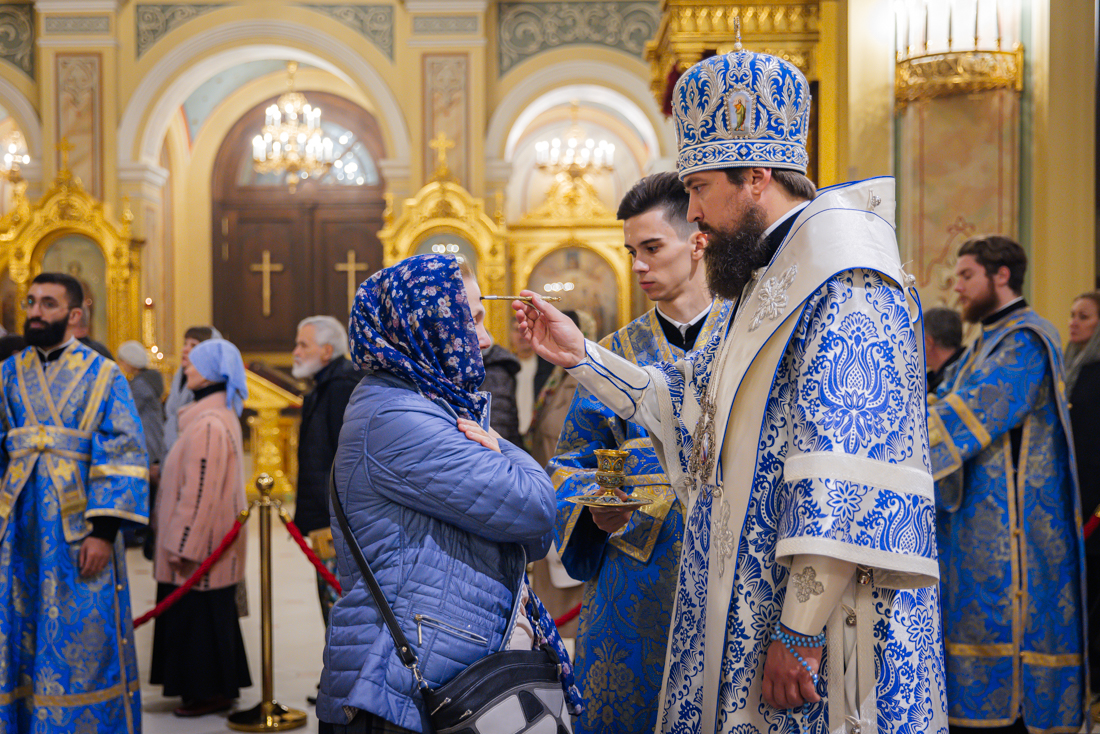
top-left (212, 92), bottom-right (386, 357)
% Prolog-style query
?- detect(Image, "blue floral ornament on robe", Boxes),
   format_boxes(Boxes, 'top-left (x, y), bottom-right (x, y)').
top-left (349, 254), bottom-right (489, 423)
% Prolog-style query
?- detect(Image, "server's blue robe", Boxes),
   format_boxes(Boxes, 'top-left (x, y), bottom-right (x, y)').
top-left (0, 343), bottom-right (149, 733)
top-left (929, 305), bottom-right (1087, 732)
top-left (550, 302), bottom-right (731, 734)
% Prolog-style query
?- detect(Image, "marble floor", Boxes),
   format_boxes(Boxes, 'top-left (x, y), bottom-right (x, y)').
top-left (130, 503), bottom-right (328, 734)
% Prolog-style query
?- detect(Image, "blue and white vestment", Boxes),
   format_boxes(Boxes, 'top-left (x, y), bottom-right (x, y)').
top-left (563, 179), bottom-right (948, 734)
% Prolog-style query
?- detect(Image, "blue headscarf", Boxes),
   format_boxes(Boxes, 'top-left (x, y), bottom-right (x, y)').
top-left (349, 254), bottom-right (488, 422)
top-left (188, 338), bottom-right (249, 416)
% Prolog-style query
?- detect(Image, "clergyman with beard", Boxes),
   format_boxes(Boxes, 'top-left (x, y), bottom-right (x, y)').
top-left (929, 235), bottom-right (1086, 733)
top-left (0, 272), bottom-right (149, 731)
top-left (512, 45), bottom-right (948, 733)
top-left (290, 314), bottom-right (362, 699)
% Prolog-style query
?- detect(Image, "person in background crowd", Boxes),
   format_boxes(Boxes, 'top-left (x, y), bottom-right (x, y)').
top-left (924, 305), bottom-right (966, 392)
top-left (164, 325), bottom-right (222, 450)
top-left (1065, 290), bottom-right (1100, 717)
top-left (317, 254), bottom-right (579, 733)
top-left (0, 272), bottom-right (148, 732)
top-left (291, 314), bottom-right (362, 704)
top-left (480, 333), bottom-right (523, 446)
top-left (117, 339), bottom-right (167, 550)
top-left (73, 292), bottom-right (113, 359)
top-left (931, 236), bottom-right (1085, 733)
top-left (117, 340), bottom-right (166, 469)
top-left (510, 318), bottom-right (554, 439)
top-left (548, 171), bottom-right (727, 733)
top-left (0, 333), bottom-right (26, 361)
top-left (150, 338), bottom-right (252, 717)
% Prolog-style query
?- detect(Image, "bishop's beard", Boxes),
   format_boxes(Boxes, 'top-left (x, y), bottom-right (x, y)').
top-left (702, 201), bottom-right (774, 302)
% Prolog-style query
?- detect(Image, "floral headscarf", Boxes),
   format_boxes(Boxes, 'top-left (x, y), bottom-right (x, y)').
top-left (349, 254), bottom-right (488, 422)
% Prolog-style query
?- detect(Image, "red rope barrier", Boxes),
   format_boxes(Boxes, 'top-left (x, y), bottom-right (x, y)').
top-left (555, 602), bottom-right (581, 628)
top-left (278, 511), bottom-right (343, 596)
top-left (133, 515), bottom-right (247, 628)
top-left (1086, 514), bottom-right (1100, 541)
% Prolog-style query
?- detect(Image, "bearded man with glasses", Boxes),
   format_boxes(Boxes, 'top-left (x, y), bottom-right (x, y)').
top-left (0, 272), bottom-right (149, 733)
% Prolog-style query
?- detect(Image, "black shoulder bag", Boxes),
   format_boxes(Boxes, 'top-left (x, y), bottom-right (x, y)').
top-left (328, 469), bottom-right (574, 734)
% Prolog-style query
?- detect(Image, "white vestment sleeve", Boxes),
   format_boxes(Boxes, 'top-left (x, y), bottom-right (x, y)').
top-left (779, 554), bottom-right (855, 636)
top-left (564, 339), bottom-right (666, 432)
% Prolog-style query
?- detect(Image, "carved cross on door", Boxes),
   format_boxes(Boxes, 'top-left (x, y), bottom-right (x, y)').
top-left (249, 250), bottom-right (284, 317)
top-left (334, 250), bottom-right (369, 313)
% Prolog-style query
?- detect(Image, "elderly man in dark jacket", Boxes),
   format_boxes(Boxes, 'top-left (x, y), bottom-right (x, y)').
top-left (292, 316), bottom-right (363, 631)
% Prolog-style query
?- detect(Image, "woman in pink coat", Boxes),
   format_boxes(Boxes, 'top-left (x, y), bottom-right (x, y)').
top-left (150, 338), bottom-right (252, 716)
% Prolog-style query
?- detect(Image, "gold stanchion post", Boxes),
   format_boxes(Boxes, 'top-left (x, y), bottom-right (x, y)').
top-left (228, 474), bottom-right (308, 732)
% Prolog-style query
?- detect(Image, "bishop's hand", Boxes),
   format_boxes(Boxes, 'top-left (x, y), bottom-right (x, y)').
top-left (762, 635), bottom-right (822, 710)
top-left (512, 291), bottom-right (586, 368)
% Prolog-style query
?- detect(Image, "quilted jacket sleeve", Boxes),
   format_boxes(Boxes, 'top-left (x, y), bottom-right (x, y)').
top-left (363, 398), bottom-right (556, 554)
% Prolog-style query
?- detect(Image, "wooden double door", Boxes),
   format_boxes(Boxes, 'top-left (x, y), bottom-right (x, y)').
top-left (213, 203), bottom-right (383, 354)
top-left (211, 93), bottom-right (386, 356)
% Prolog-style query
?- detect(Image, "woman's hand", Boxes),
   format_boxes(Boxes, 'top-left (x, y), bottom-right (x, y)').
top-left (512, 291), bottom-right (587, 368)
top-left (167, 552), bottom-right (196, 578)
top-left (458, 418), bottom-right (501, 453)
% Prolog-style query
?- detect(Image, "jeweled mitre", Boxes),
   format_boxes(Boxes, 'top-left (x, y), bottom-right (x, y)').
top-left (673, 50), bottom-right (811, 178)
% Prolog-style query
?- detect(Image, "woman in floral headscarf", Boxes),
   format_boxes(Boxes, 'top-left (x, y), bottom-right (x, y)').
top-left (317, 255), bottom-right (581, 734)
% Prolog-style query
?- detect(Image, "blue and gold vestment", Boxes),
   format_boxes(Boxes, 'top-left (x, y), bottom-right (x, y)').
top-left (929, 305), bottom-right (1086, 732)
top-left (550, 303), bottom-right (731, 734)
top-left (0, 343), bottom-right (149, 733)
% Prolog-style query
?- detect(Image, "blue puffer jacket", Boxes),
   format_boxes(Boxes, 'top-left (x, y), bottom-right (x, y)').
top-left (317, 372), bottom-right (556, 731)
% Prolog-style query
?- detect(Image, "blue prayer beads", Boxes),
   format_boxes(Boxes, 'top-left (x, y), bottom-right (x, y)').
top-left (771, 622), bottom-right (823, 734)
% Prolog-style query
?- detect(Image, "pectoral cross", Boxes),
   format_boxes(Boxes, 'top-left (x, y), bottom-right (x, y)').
top-left (335, 250), bottom-right (369, 313)
top-left (249, 250), bottom-right (284, 317)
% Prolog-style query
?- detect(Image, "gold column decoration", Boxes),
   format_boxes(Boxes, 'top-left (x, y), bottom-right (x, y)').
top-left (244, 371), bottom-right (303, 501)
top-left (645, 1), bottom-right (820, 109)
top-left (0, 146), bottom-right (143, 352)
top-left (378, 135), bottom-right (509, 344)
top-left (509, 173), bottom-right (633, 330)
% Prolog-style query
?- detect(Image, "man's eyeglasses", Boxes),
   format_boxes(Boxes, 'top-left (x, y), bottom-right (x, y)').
top-left (21, 297), bottom-right (70, 314)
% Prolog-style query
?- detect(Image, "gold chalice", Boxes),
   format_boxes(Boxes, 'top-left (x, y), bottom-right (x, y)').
top-left (567, 448), bottom-right (652, 509)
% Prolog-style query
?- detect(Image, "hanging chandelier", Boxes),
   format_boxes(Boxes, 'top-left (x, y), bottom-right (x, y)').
top-left (534, 102), bottom-right (614, 179)
top-left (0, 129), bottom-right (29, 183)
top-left (252, 61), bottom-right (334, 193)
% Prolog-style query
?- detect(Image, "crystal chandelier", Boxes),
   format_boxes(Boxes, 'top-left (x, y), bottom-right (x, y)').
top-left (0, 130), bottom-right (29, 183)
top-left (534, 102), bottom-right (614, 179)
top-left (252, 61), bottom-right (335, 193)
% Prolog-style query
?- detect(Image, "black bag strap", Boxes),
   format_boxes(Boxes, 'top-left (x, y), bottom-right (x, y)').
top-left (329, 467), bottom-right (426, 682)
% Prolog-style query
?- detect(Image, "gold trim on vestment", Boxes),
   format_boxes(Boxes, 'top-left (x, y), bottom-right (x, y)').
top-left (945, 642), bottom-right (1015, 657)
top-left (55, 347), bottom-right (97, 418)
top-left (0, 679), bottom-right (137, 708)
top-left (78, 366), bottom-right (114, 433)
top-left (945, 392), bottom-right (992, 449)
top-left (1007, 431), bottom-right (1023, 722)
top-left (928, 408), bottom-right (962, 481)
top-left (84, 508), bottom-right (148, 525)
top-left (1020, 651), bottom-right (1083, 667)
top-left (89, 464), bottom-right (149, 480)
